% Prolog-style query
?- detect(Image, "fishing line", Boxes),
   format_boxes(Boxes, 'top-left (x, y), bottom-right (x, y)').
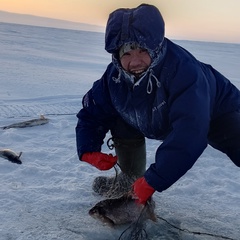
top-left (116, 162), bottom-right (137, 183)
top-left (112, 165), bottom-right (119, 186)
top-left (157, 215), bottom-right (237, 240)
top-left (118, 219), bottom-right (148, 240)
top-left (102, 163), bottom-right (130, 198)
top-left (45, 113), bottom-right (76, 116)
top-left (118, 202), bottom-right (151, 240)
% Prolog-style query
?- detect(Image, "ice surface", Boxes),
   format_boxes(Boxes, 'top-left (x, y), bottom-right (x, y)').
top-left (0, 22), bottom-right (239, 240)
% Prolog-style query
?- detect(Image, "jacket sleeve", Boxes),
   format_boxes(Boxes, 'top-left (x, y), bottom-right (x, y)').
top-left (76, 76), bottom-right (118, 159)
top-left (145, 61), bottom-right (213, 192)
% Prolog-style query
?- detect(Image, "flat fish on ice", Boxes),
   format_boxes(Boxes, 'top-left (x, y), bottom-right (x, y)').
top-left (0, 149), bottom-right (22, 164)
top-left (1, 115), bottom-right (49, 129)
top-left (89, 195), bottom-right (157, 227)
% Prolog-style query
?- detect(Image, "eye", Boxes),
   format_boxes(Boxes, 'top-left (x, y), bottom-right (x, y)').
top-left (122, 52), bottom-right (131, 57)
top-left (139, 49), bottom-right (148, 54)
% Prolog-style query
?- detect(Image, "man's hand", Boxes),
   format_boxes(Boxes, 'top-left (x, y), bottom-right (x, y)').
top-left (81, 152), bottom-right (117, 170)
top-left (133, 177), bottom-right (155, 204)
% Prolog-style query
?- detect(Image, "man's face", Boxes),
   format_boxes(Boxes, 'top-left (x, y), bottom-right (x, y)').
top-left (120, 48), bottom-right (151, 78)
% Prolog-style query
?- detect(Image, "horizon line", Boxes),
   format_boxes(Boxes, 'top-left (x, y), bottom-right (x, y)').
top-left (1, 10), bottom-right (239, 45)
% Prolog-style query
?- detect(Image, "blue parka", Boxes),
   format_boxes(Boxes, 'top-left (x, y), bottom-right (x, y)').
top-left (76, 4), bottom-right (240, 192)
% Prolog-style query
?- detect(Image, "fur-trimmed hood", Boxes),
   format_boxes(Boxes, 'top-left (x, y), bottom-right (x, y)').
top-left (105, 4), bottom-right (165, 57)
top-left (105, 4), bottom-right (166, 90)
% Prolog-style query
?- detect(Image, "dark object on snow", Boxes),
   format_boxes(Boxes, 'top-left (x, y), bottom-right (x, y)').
top-left (89, 195), bottom-right (157, 227)
top-left (1, 115), bottom-right (49, 130)
top-left (0, 149), bottom-right (22, 164)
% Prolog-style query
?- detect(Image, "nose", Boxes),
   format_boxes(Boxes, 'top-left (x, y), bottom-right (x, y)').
top-left (129, 53), bottom-right (142, 68)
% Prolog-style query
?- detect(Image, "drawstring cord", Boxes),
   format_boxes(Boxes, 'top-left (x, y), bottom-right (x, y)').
top-left (146, 69), bottom-right (161, 94)
top-left (112, 71), bottom-right (122, 83)
top-left (113, 68), bottom-right (161, 94)
top-left (112, 61), bottom-right (161, 94)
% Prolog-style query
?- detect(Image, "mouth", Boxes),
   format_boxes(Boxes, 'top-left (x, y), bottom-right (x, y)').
top-left (131, 69), bottom-right (145, 74)
top-left (130, 69), bottom-right (146, 79)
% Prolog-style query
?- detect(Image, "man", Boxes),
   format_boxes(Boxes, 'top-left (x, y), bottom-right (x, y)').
top-left (76, 4), bottom-right (240, 204)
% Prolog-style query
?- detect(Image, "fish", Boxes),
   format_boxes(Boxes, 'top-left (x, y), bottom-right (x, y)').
top-left (1, 115), bottom-right (49, 130)
top-left (88, 195), bottom-right (157, 227)
top-left (0, 149), bottom-right (22, 164)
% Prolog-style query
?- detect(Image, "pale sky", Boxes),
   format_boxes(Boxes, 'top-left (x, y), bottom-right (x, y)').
top-left (1, 0), bottom-right (240, 43)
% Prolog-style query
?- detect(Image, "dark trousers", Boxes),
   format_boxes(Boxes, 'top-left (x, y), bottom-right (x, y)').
top-left (208, 109), bottom-right (240, 167)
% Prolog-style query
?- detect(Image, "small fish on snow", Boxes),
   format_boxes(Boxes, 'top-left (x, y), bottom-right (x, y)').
top-left (1, 115), bottom-right (49, 130)
top-left (0, 149), bottom-right (22, 164)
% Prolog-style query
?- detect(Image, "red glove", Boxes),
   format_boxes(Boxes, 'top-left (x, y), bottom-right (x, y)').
top-left (133, 177), bottom-right (155, 205)
top-left (81, 152), bottom-right (117, 170)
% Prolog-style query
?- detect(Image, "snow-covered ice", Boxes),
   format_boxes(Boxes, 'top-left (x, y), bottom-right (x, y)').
top-left (0, 22), bottom-right (240, 240)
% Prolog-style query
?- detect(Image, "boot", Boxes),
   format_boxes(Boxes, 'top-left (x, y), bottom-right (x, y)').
top-left (113, 137), bottom-right (146, 177)
top-left (92, 137), bottom-right (146, 197)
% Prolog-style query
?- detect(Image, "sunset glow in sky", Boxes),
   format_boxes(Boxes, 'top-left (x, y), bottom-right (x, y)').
top-left (1, 0), bottom-right (240, 43)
